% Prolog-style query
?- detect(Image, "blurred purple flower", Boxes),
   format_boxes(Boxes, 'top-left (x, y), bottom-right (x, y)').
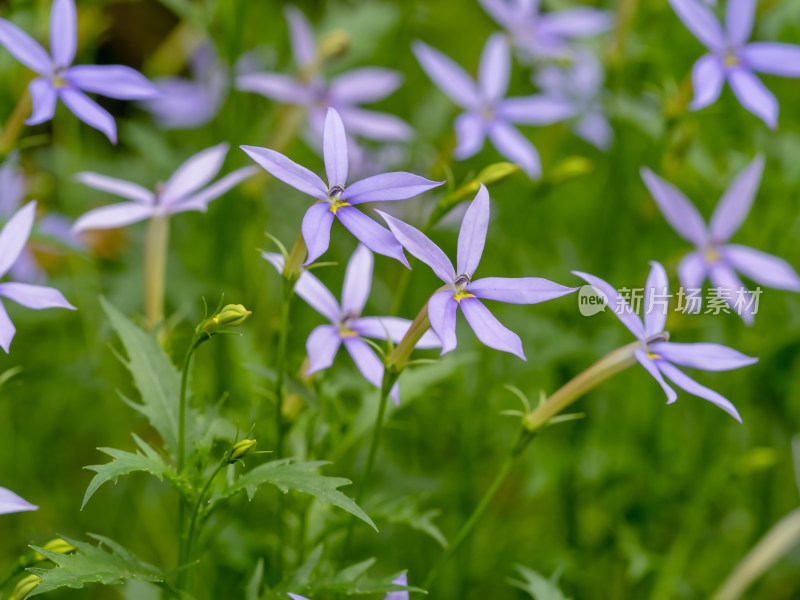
top-left (0, 0), bottom-right (160, 143)
top-left (412, 34), bottom-right (574, 178)
top-left (575, 262), bottom-right (757, 421)
top-left (0, 201), bottom-right (76, 353)
top-left (378, 185), bottom-right (577, 359)
top-left (236, 5), bottom-right (412, 142)
top-left (242, 107), bottom-right (443, 265)
top-left (641, 156), bottom-right (800, 324)
top-left (534, 48), bottom-right (613, 150)
top-left (668, 0), bottom-right (800, 128)
top-left (478, 0), bottom-right (612, 60)
top-left (0, 486), bottom-right (38, 515)
top-left (264, 246), bottom-right (440, 404)
top-left (72, 143), bottom-right (257, 232)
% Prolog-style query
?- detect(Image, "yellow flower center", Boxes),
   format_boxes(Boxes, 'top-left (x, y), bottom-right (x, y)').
top-left (724, 53), bottom-right (740, 68)
top-left (329, 199), bottom-right (350, 215)
top-left (453, 290), bottom-right (475, 302)
top-left (339, 327), bottom-right (358, 338)
top-left (646, 351), bottom-right (661, 360)
top-left (705, 248), bottom-right (721, 264)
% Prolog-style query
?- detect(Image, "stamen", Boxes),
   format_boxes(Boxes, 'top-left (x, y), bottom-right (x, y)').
top-left (454, 273), bottom-right (471, 286)
top-left (328, 184), bottom-right (345, 199)
top-left (645, 331), bottom-right (670, 345)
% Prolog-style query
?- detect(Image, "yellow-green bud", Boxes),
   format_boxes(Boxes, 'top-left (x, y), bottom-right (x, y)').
top-left (33, 538), bottom-right (76, 562)
top-left (227, 438), bottom-right (257, 464)
top-left (11, 574), bottom-right (41, 600)
top-left (475, 162), bottom-right (520, 186)
top-left (318, 30), bottom-right (350, 63)
top-left (202, 304), bottom-right (252, 334)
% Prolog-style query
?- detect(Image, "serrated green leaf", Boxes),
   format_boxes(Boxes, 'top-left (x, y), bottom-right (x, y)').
top-left (82, 434), bottom-right (174, 509)
top-left (26, 534), bottom-right (162, 597)
top-left (368, 495), bottom-right (448, 548)
top-left (509, 565), bottom-right (570, 600)
top-left (222, 459), bottom-right (376, 530)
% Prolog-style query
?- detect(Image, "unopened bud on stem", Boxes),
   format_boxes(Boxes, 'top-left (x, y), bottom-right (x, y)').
top-left (12, 574), bottom-right (41, 600)
top-left (33, 538), bottom-right (76, 562)
top-left (227, 438), bottom-right (257, 464)
top-left (201, 304), bottom-right (252, 334)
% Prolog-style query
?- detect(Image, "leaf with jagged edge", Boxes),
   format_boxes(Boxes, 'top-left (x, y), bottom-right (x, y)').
top-left (508, 565), bottom-right (570, 600)
top-left (367, 494), bottom-right (448, 548)
top-left (220, 459), bottom-right (376, 530)
top-left (25, 534), bottom-right (162, 597)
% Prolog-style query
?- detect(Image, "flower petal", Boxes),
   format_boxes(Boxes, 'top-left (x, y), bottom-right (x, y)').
top-left (457, 184), bottom-right (490, 276)
top-left (72, 202), bottom-right (155, 232)
top-left (709, 263), bottom-right (754, 325)
top-left (262, 252), bottom-right (341, 322)
top-left (235, 72), bottom-right (313, 103)
top-left (0, 201), bottom-right (36, 279)
top-left (336, 107), bottom-right (413, 142)
top-left (677, 250), bottom-right (708, 290)
top-left (0, 282), bottom-right (75, 310)
top-left (453, 112), bottom-right (487, 159)
top-left (477, 0), bottom-right (520, 29)
top-left (353, 316), bottom-right (441, 349)
top-left (726, 0), bottom-right (755, 47)
top-left (66, 65), bottom-right (160, 100)
top-left (428, 289), bottom-right (458, 355)
top-left (344, 336), bottom-right (399, 403)
top-left (58, 87), bottom-right (117, 143)
top-left (301, 203), bottom-right (335, 265)
top-left (640, 167), bottom-right (708, 246)
top-left (499, 95), bottom-right (575, 124)
top-left (323, 107), bottom-right (348, 187)
top-left (667, 0), bottom-right (725, 50)
top-left (285, 5), bottom-right (316, 68)
top-left (723, 244), bottom-right (800, 292)
top-left (574, 112), bottom-right (613, 151)
top-left (572, 270), bottom-right (646, 341)
top-left (708, 154), bottom-right (764, 243)
top-left (342, 244), bottom-right (373, 315)
top-left (161, 143), bottom-right (229, 205)
top-left (468, 276), bottom-right (578, 304)
top-left (345, 172), bottom-right (443, 205)
top-left (537, 8), bottom-right (612, 38)
top-left (689, 54), bottom-right (725, 110)
top-left (412, 41), bottom-right (480, 110)
top-left (728, 67), bottom-right (778, 129)
top-left (0, 301), bottom-right (15, 353)
top-left (172, 166), bottom-right (258, 214)
top-left (644, 261), bottom-right (669, 338)
top-left (0, 486), bottom-right (38, 514)
top-left (384, 574), bottom-right (409, 600)
top-left (337, 206), bottom-right (409, 267)
top-left (376, 210), bottom-right (453, 282)
top-left (305, 324), bottom-right (342, 374)
top-left (635, 349), bottom-right (678, 403)
top-left (460, 296), bottom-right (525, 359)
top-left (488, 122), bottom-right (541, 179)
top-left (650, 341), bottom-right (758, 371)
top-left (75, 172), bottom-right (154, 204)
top-left (240, 145), bottom-right (327, 199)
top-left (741, 42), bottom-right (800, 77)
top-left (329, 67), bottom-right (403, 105)
top-left (0, 18), bottom-right (51, 75)
top-left (479, 33), bottom-right (510, 103)
top-left (25, 78), bottom-right (57, 125)
top-left (50, 0), bottom-right (77, 67)
top-left (657, 360), bottom-right (742, 422)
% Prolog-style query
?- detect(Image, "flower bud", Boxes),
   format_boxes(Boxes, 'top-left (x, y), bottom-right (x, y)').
top-left (11, 574), bottom-right (41, 600)
top-left (33, 538), bottom-right (76, 562)
top-left (227, 438), bottom-right (257, 464)
top-left (201, 304), bottom-right (252, 334)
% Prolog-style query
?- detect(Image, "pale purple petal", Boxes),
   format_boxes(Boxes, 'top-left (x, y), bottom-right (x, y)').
top-left (301, 203), bottom-right (335, 264)
top-left (677, 250), bottom-right (708, 290)
top-left (344, 336), bottom-right (399, 403)
top-left (635, 349), bottom-right (678, 403)
top-left (657, 360), bottom-right (742, 422)
top-left (428, 289), bottom-right (458, 354)
top-left (235, 72), bottom-right (313, 104)
top-left (741, 42), bottom-right (800, 77)
top-left (0, 156), bottom-right (24, 217)
top-left (0, 301), bottom-right (15, 353)
top-left (690, 54), bottom-right (725, 110)
top-left (0, 282), bottom-right (75, 310)
top-left (385, 573), bottom-right (409, 600)
top-left (329, 68), bottom-right (403, 104)
top-left (499, 95), bottom-right (575, 125)
top-left (50, 0), bottom-right (77, 67)
top-left (287, 594), bottom-right (309, 600)
top-left (667, 0), bottom-right (725, 50)
top-left (72, 202), bottom-right (155, 232)
top-left (453, 112), bottom-right (487, 159)
top-left (538, 8), bottom-right (612, 38)
top-left (457, 184), bottom-right (490, 275)
top-left (488, 122), bottom-right (541, 179)
top-left (262, 251), bottom-right (342, 322)
top-left (412, 41), bottom-right (480, 110)
top-left (58, 88), bottom-right (117, 143)
top-left (285, 5), bottom-right (316, 68)
top-left (342, 244), bottom-right (373, 315)
top-left (650, 341), bottom-right (758, 371)
top-left (66, 65), bottom-right (160, 100)
top-left (353, 316), bottom-right (441, 349)
top-left (709, 262), bottom-right (754, 325)
top-left (25, 78), bottom-right (57, 125)
top-left (723, 244), bottom-right (800, 292)
top-left (336, 107), bottom-right (414, 142)
top-left (726, 0), bottom-right (755, 47)
top-left (305, 324), bottom-right (342, 374)
top-left (75, 172), bottom-right (154, 204)
top-left (572, 270), bottom-right (646, 341)
top-left (171, 166), bottom-right (258, 214)
top-left (240, 145), bottom-right (327, 199)
top-left (0, 201), bottom-right (36, 278)
top-left (161, 143), bottom-right (228, 205)
top-left (376, 210), bottom-right (453, 282)
top-left (574, 112), bottom-right (613, 151)
top-left (337, 206), bottom-right (409, 267)
top-left (644, 261), bottom-right (669, 337)
top-left (468, 276), bottom-right (578, 304)
top-left (323, 108), bottom-right (348, 187)
top-left (345, 172), bottom-right (443, 205)
top-left (477, 0), bottom-right (521, 29)
top-left (0, 19), bottom-right (51, 75)
top-left (709, 155), bottom-right (764, 242)
top-left (0, 486), bottom-right (37, 514)
top-left (728, 67), bottom-right (778, 129)
top-left (640, 167), bottom-right (708, 246)
top-left (479, 33), bottom-right (510, 103)
top-left (460, 296), bottom-right (525, 359)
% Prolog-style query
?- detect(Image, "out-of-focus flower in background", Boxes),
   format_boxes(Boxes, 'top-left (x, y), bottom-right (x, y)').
top-left (0, 486), bottom-right (38, 515)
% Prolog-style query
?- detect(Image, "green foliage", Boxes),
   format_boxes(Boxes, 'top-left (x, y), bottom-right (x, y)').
top-left (26, 535), bottom-right (163, 597)
top-left (368, 494), bottom-right (448, 548)
top-left (509, 565), bottom-right (570, 600)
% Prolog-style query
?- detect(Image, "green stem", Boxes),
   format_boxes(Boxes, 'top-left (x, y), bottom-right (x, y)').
top-left (144, 216), bottom-right (170, 331)
top-left (0, 86), bottom-right (32, 154)
top-left (184, 461), bottom-right (227, 565)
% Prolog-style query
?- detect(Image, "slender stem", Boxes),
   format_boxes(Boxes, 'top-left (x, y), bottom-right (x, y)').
top-left (178, 337), bottom-right (202, 473)
top-left (386, 301), bottom-right (431, 371)
top-left (144, 216), bottom-right (170, 331)
top-left (184, 461), bottom-right (226, 564)
top-left (0, 87), bottom-right (32, 154)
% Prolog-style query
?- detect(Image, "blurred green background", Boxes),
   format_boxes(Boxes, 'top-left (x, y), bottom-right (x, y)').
top-left (2, 0), bottom-right (800, 598)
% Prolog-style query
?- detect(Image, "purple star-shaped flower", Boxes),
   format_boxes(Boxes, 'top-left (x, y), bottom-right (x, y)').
top-left (534, 48), bottom-right (613, 151)
top-left (412, 33), bottom-right (575, 178)
top-left (0, 486), bottom-right (38, 515)
top-left (236, 5), bottom-right (412, 142)
top-left (288, 573), bottom-right (409, 600)
top-left (0, 201), bottom-right (76, 353)
top-left (478, 0), bottom-right (612, 60)
top-left (0, 0), bottom-right (160, 143)
top-left (641, 156), bottom-right (800, 324)
top-left (72, 143), bottom-right (257, 232)
top-left (264, 246), bottom-right (440, 404)
top-left (242, 107), bottom-right (443, 265)
top-left (668, 0), bottom-right (800, 128)
top-left (378, 185), bottom-right (578, 359)
top-left (575, 262), bottom-right (758, 421)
